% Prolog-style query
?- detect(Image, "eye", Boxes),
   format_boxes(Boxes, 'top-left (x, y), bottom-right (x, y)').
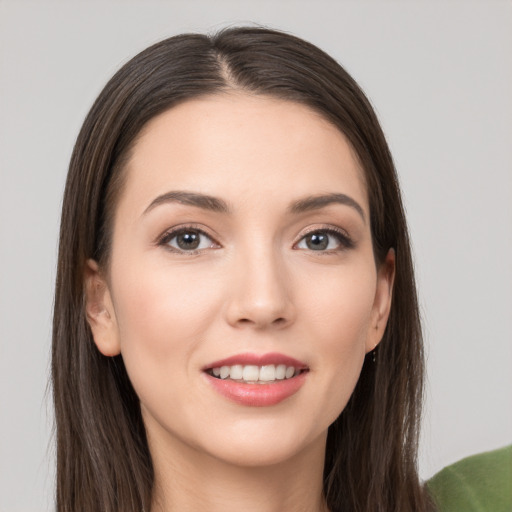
top-left (160, 228), bottom-right (218, 253)
top-left (295, 229), bottom-right (353, 252)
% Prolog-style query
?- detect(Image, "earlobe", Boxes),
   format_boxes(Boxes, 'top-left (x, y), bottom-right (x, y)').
top-left (366, 248), bottom-right (396, 353)
top-left (83, 259), bottom-right (121, 357)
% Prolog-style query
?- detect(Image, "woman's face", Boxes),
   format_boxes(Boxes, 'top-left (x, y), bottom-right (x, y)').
top-left (86, 93), bottom-right (394, 468)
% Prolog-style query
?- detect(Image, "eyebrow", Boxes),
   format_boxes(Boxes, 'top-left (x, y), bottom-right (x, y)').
top-left (289, 193), bottom-right (366, 222)
top-left (142, 190), bottom-right (365, 222)
top-left (142, 191), bottom-right (231, 216)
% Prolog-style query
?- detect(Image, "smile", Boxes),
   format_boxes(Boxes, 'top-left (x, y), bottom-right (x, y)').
top-left (203, 353), bottom-right (309, 406)
top-left (208, 364), bottom-right (304, 383)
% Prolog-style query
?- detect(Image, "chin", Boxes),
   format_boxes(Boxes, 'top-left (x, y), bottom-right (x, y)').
top-left (197, 422), bottom-right (327, 469)
top-left (222, 444), bottom-right (298, 468)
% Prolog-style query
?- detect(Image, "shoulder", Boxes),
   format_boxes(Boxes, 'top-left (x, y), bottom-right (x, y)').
top-left (427, 445), bottom-right (512, 512)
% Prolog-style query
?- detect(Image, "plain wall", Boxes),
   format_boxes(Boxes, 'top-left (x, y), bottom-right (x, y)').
top-left (0, 1), bottom-right (511, 510)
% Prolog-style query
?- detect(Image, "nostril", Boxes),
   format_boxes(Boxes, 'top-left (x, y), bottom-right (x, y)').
top-left (234, 316), bottom-right (288, 328)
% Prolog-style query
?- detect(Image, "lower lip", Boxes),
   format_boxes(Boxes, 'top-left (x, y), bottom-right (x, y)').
top-left (204, 372), bottom-right (308, 407)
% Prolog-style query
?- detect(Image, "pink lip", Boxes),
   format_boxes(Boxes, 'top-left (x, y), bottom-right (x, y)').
top-left (202, 352), bottom-right (309, 407)
top-left (203, 371), bottom-right (308, 407)
top-left (203, 352), bottom-right (308, 370)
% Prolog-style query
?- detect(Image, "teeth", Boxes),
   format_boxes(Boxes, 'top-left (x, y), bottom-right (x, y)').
top-left (210, 364), bottom-right (300, 383)
top-left (219, 366), bottom-right (230, 379)
top-left (285, 366), bottom-right (295, 379)
top-left (259, 365), bottom-right (276, 381)
top-left (242, 365), bottom-right (260, 381)
top-left (230, 364), bottom-right (243, 380)
top-left (275, 364), bottom-right (286, 380)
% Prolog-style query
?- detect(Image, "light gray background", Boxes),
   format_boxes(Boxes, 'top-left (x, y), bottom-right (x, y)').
top-left (1, 1), bottom-right (511, 510)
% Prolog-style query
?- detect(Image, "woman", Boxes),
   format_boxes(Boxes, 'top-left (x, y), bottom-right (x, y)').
top-left (52, 27), bottom-right (433, 511)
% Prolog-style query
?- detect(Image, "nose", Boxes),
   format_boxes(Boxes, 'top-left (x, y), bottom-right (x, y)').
top-left (224, 246), bottom-right (295, 330)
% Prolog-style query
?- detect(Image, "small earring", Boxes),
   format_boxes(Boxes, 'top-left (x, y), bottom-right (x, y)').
top-left (372, 347), bottom-right (377, 364)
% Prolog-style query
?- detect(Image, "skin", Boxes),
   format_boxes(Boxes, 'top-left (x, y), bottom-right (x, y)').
top-left (85, 93), bottom-right (395, 512)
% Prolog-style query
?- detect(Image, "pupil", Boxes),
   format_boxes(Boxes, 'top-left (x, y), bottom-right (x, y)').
top-left (177, 231), bottom-right (200, 250)
top-left (307, 233), bottom-right (328, 250)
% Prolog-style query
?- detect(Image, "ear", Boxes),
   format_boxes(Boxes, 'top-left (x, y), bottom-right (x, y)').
top-left (83, 259), bottom-right (121, 357)
top-left (366, 248), bottom-right (396, 353)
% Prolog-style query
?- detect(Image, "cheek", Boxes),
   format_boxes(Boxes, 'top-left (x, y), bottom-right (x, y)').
top-left (301, 260), bottom-right (376, 346)
top-left (109, 260), bottom-right (222, 393)
top-left (298, 262), bottom-right (376, 418)
top-left (113, 259), bottom-right (220, 340)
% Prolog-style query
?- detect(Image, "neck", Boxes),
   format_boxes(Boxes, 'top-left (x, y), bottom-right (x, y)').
top-left (148, 430), bottom-right (329, 512)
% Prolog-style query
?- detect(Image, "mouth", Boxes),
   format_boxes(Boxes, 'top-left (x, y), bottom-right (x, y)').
top-left (206, 364), bottom-right (308, 384)
top-left (202, 353), bottom-right (309, 406)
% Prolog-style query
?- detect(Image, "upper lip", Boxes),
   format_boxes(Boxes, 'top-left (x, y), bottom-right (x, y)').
top-left (203, 352), bottom-right (309, 371)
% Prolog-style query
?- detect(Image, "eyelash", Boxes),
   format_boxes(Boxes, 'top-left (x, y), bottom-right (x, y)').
top-left (157, 225), bottom-right (218, 255)
top-left (294, 226), bottom-right (354, 253)
top-left (157, 225), bottom-right (354, 255)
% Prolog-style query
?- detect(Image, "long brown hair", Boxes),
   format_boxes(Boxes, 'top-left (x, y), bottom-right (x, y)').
top-left (53, 27), bottom-right (433, 511)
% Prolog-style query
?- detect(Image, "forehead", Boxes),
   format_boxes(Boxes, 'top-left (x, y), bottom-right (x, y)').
top-left (121, 93), bottom-right (368, 215)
